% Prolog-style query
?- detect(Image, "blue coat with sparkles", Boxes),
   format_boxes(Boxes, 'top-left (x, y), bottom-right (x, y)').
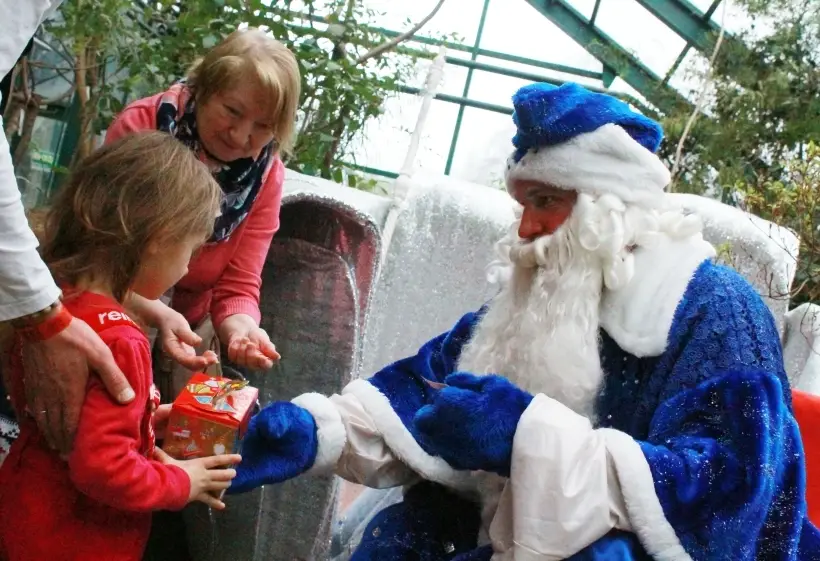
top-left (350, 260), bottom-right (820, 560)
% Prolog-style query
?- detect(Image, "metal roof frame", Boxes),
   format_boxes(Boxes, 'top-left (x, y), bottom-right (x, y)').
top-left (524, 0), bottom-right (744, 115)
top-left (33, 0), bottom-right (747, 185)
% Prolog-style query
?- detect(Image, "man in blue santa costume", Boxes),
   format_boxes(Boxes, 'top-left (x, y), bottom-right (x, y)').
top-left (228, 82), bottom-right (820, 560)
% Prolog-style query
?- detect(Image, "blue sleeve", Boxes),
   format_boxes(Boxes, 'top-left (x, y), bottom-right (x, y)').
top-left (634, 264), bottom-right (811, 559)
top-left (639, 368), bottom-right (803, 558)
top-left (367, 308), bottom-right (484, 429)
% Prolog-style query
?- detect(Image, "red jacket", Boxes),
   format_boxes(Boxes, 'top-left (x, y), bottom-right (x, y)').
top-left (0, 291), bottom-right (190, 561)
top-left (105, 94), bottom-right (285, 330)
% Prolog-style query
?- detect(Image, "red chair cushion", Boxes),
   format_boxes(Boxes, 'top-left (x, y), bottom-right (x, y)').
top-left (792, 389), bottom-right (820, 526)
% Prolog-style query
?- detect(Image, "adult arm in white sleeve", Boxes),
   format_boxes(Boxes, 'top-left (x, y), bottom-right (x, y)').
top-left (0, 0), bottom-right (64, 321)
top-left (293, 391), bottom-right (419, 489)
top-left (0, 0), bottom-right (134, 459)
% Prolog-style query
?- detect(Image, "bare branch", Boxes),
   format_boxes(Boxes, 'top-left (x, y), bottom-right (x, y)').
top-left (355, 0), bottom-right (446, 65)
top-left (669, 1), bottom-right (727, 189)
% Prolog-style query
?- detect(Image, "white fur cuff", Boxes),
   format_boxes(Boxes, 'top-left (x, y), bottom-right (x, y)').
top-left (505, 124), bottom-right (670, 206)
top-left (291, 392), bottom-right (347, 474)
top-left (600, 428), bottom-right (691, 560)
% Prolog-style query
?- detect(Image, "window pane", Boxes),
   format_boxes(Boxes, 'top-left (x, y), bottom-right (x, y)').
top-left (448, 107), bottom-right (515, 187)
top-left (594, 0), bottom-right (686, 78)
top-left (349, 95), bottom-right (460, 175)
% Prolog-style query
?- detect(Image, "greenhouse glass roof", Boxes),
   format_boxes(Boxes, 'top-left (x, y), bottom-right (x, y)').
top-left (342, 0), bottom-right (750, 183)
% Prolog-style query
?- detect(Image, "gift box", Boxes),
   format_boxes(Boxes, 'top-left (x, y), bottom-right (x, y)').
top-left (162, 373), bottom-right (258, 460)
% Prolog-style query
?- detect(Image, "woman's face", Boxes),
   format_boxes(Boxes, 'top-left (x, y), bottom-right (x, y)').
top-left (196, 82), bottom-right (275, 163)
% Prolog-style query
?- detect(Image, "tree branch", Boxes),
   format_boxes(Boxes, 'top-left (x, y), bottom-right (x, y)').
top-left (355, 0), bottom-right (446, 65)
top-left (669, 0), bottom-right (727, 189)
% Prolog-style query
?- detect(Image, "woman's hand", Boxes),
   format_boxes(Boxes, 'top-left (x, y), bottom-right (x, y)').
top-left (216, 314), bottom-right (280, 370)
top-left (127, 294), bottom-right (217, 371)
top-left (156, 306), bottom-right (218, 371)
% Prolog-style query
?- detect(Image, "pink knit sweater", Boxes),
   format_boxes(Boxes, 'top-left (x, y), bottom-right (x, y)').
top-left (105, 93), bottom-right (284, 330)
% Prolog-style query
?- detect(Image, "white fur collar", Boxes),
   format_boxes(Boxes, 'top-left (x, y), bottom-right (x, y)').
top-left (599, 234), bottom-right (716, 358)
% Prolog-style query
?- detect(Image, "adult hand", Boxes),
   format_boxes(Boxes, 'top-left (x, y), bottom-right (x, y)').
top-left (156, 306), bottom-right (218, 371)
top-left (217, 314), bottom-right (280, 370)
top-left (127, 294), bottom-right (217, 371)
top-left (21, 316), bottom-right (134, 456)
top-left (414, 373), bottom-right (533, 477)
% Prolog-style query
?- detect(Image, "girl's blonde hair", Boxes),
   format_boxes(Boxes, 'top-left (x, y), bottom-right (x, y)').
top-left (187, 27), bottom-right (301, 155)
top-left (41, 131), bottom-right (222, 302)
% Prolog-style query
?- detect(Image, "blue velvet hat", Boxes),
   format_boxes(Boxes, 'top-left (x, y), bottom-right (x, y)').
top-left (504, 82), bottom-right (671, 205)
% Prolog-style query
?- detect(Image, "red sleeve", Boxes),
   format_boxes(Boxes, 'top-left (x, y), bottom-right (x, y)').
top-left (104, 101), bottom-right (156, 144)
top-left (68, 326), bottom-right (190, 512)
top-left (210, 158), bottom-right (284, 329)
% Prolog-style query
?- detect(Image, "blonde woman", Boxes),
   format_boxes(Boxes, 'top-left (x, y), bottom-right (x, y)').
top-left (105, 28), bottom-right (301, 374)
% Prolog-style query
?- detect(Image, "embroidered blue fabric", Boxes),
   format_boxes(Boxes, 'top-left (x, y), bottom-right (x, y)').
top-left (597, 260), bottom-right (820, 559)
top-left (360, 260), bottom-right (820, 559)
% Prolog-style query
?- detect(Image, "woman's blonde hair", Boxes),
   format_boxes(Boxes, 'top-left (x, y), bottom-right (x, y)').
top-left (187, 27), bottom-right (301, 154)
top-left (41, 131), bottom-right (222, 302)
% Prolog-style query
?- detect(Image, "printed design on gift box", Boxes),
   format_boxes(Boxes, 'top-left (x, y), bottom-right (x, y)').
top-left (162, 374), bottom-right (258, 461)
top-left (186, 378), bottom-right (249, 414)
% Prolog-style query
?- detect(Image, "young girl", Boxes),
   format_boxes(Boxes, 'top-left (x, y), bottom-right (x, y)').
top-left (0, 131), bottom-right (242, 560)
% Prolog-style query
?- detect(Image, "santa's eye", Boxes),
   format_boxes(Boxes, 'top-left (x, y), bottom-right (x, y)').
top-left (531, 195), bottom-right (558, 208)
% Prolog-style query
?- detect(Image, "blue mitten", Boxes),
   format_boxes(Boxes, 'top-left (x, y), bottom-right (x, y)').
top-left (227, 401), bottom-right (318, 494)
top-left (414, 373), bottom-right (533, 477)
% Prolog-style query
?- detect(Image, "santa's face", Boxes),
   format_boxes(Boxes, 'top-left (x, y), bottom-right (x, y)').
top-left (510, 180), bottom-right (577, 240)
top-left (458, 186), bottom-right (607, 420)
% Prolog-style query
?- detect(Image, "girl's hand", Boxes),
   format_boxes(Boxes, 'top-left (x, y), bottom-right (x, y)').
top-left (153, 404), bottom-right (172, 441)
top-left (153, 448), bottom-right (241, 510)
top-left (217, 314), bottom-right (280, 370)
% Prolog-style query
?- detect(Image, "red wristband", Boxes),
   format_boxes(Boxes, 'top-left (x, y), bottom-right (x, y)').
top-left (17, 304), bottom-right (73, 342)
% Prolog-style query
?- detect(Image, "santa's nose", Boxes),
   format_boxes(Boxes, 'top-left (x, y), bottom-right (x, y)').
top-left (518, 206), bottom-right (545, 240)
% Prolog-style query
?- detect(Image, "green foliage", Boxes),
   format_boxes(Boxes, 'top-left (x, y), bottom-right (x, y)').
top-left (735, 142), bottom-right (819, 304)
top-left (33, 0), bottom-right (449, 187)
top-left (659, 0), bottom-right (820, 305)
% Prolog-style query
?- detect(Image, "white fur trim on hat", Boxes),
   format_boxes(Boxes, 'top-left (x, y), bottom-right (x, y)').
top-left (505, 123), bottom-right (671, 206)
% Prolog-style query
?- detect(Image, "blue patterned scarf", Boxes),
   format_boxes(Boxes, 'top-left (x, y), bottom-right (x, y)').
top-left (155, 82), bottom-right (274, 243)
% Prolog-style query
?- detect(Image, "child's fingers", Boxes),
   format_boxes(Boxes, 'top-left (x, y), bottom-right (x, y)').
top-left (152, 447), bottom-right (174, 464)
top-left (196, 492), bottom-right (226, 510)
top-left (207, 469), bottom-right (238, 483)
top-left (202, 454), bottom-right (242, 468)
top-left (206, 479), bottom-right (233, 491)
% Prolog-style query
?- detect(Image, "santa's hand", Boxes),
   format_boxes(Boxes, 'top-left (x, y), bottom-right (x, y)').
top-left (414, 373), bottom-right (533, 476)
top-left (227, 402), bottom-right (317, 494)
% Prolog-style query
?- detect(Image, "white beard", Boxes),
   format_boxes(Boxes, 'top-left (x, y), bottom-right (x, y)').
top-left (457, 192), bottom-right (685, 421)
top-left (456, 192), bottom-right (706, 541)
top-left (457, 197), bottom-right (606, 421)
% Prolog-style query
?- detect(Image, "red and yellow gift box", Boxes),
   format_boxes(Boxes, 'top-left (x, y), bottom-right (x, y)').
top-left (162, 373), bottom-right (258, 460)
